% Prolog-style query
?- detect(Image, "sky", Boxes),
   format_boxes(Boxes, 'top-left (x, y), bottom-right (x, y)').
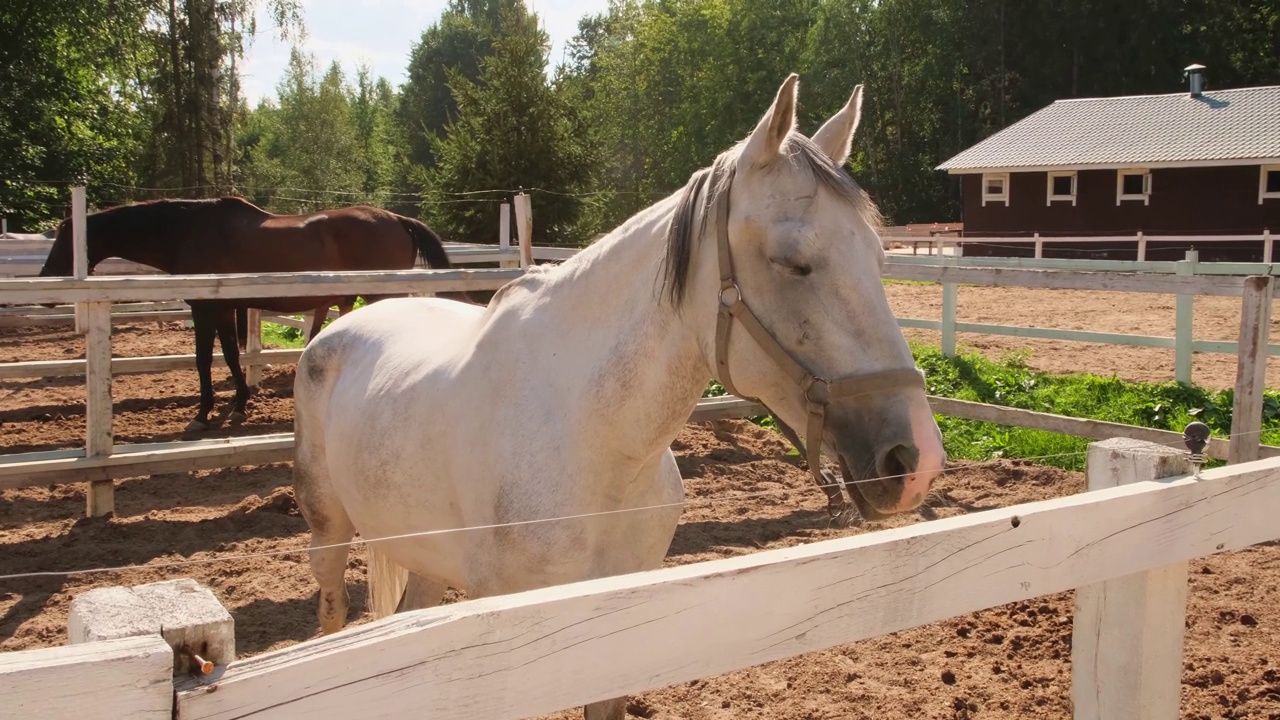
top-left (238, 0), bottom-right (611, 104)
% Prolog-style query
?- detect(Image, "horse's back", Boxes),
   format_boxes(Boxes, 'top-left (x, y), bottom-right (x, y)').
top-left (297, 296), bottom-right (483, 399)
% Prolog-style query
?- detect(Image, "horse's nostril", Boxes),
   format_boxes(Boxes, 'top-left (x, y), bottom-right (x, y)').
top-left (877, 443), bottom-right (920, 481)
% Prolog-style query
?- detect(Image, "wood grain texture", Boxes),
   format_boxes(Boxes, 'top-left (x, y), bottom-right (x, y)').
top-left (514, 193), bottom-right (533, 269)
top-left (0, 434), bottom-right (295, 490)
top-left (0, 635), bottom-right (173, 720)
top-left (885, 262), bottom-right (1246, 296)
top-left (1072, 439), bottom-right (1193, 720)
top-left (245, 309), bottom-right (263, 388)
top-left (0, 349), bottom-right (305, 380)
top-left (1230, 276), bottom-right (1273, 464)
top-left (176, 454), bottom-right (1280, 720)
top-left (0, 268), bottom-right (523, 305)
top-left (84, 301), bottom-right (115, 517)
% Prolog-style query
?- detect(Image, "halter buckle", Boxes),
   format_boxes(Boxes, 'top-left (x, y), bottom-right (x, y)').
top-left (804, 377), bottom-right (831, 406)
top-left (719, 283), bottom-right (742, 308)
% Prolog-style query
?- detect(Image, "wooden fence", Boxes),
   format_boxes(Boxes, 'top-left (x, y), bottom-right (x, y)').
top-left (893, 231), bottom-right (1275, 262)
top-left (892, 249), bottom-right (1280, 384)
top-left (4, 249), bottom-right (1280, 514)
top-left (3, 436), bottom-right (1277, 719)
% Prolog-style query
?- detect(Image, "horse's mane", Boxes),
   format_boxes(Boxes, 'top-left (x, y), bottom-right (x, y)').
top-left (659, 132), bottom-right (883, 308)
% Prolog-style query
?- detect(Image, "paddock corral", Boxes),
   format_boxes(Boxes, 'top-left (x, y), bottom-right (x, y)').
top-left (3, 297), bottom-right (1279, 718)
top-left (4, 208), bottom-right (1280, 718)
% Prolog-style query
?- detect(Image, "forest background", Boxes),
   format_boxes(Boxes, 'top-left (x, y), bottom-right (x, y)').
top-left (3, 0), bottom-right (1278, 246)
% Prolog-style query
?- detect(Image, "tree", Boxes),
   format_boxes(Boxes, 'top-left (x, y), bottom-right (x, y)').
top-left (236, 51), bottom-right (367, 213)
top-left (397, 0), bottom-right (532, 177)
top-left (0, 0), bottom-right (153, 230)
top-left (423, 4), bottom-right (597, 245)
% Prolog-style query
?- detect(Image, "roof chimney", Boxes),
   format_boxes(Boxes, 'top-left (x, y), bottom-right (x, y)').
top-left (1184, 63), bottom-right (1206, 97)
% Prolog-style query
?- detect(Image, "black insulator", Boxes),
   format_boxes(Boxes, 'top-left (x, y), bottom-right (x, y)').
top-left (1183, 421), bottom-right (1211, 456)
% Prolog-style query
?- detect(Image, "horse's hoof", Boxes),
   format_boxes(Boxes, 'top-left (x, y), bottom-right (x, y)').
top-left (228, 411), bottom-right (247, 425)
top-left (184, 419), bottom-right (209, 432)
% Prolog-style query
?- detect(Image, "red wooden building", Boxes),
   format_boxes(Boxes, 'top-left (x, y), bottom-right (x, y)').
top-left (936, 66), bottom-right (1280, 261)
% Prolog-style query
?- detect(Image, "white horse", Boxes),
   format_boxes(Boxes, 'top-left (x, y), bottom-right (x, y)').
top-left (292, 74), bottom-right (946, 720)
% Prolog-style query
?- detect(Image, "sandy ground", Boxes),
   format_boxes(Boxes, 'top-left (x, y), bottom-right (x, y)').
top-left (1, 291), bottom-right (1278, 718)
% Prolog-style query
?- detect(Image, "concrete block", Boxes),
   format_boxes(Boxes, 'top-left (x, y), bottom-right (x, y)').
top-left (68, 578), bottom-right (234, 674)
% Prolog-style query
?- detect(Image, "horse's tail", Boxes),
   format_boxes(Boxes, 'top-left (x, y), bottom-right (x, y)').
top-left (395, 215), bottom-right (476, 303)
top-left (366, 545), bottom-right (409, 619)
top-left (395, 215), bottom-right (452, 270)
top-left (236, 306), bottom-right (248, 351)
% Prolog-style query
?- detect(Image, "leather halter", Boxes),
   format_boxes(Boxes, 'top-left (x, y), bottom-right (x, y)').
top-left (708, 166), bottom-right (926, 513)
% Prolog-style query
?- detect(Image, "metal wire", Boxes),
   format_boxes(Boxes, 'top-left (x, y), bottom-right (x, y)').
top-left (4, 421), bottom-right (1257, 584)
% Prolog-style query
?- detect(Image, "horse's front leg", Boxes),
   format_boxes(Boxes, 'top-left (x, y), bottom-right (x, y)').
top-left (185, 304), bottom-right (219, 432)
top-left (214, 308), bottom-right (250, 424)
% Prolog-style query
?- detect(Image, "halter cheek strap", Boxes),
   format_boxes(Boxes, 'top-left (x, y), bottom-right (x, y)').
top-left (709, 166), bottom-right (926, 514)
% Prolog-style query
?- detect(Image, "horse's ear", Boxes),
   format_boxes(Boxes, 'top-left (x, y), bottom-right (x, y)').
top-left (811, 84), bottom-right (864, 166)
top-left (741, 73), bottom-right (799, 167)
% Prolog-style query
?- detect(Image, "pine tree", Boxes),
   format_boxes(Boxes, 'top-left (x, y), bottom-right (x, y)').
top-left (423, 4), bottom-right (596, 245)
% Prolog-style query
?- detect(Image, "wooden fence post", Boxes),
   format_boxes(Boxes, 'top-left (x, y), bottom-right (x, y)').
top-left (498, 203), bottom-right (516, 268)
top-left (513, 193), bottom-right (533, 269)
top-left (245, 308), bottom-right (262, 388)
top-left (1262, 229), bottom-right (1272, 265)
top-left (72, 186), bottom-right (89, 335)
top-left (1228, 275), bottom-right (1273, 464)
top-left (85, 300), bottom-right (115, 517)
top-left (1136, 231), bottom-right (1147, 262)
top-left (1072, 437), bottom-right (1193, 720)
top-left (941, 257), bottom-right (958, 357)
top-left (1033, 232), bottom-right (1043, 259)
top-left (1174, 250), bottom-right (1197, 384)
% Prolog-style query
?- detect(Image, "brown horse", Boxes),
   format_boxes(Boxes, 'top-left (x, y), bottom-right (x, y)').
top-left (38, 196), bottom-right (458, 432)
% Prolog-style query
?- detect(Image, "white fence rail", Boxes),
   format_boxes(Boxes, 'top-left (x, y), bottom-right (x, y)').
top-left (894, 231), bottom-right (1274, 262)
top-left (3, 438), bottom-right (1277, 719)
top-left (5, 237), bottom-right (1280, 510)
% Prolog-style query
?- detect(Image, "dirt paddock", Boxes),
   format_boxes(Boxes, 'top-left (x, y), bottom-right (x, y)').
top-left (2, 283), bottom-right (1279, 719)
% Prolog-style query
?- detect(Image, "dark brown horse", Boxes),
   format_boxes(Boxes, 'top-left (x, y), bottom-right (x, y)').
top-left (38, 196), bottom-right (457, 432)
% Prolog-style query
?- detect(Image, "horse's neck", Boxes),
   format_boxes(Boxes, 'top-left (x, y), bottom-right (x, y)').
top-left (527, 198), bottom-right (717, 458)
top-left (88, 211), bottom-right (171, 273)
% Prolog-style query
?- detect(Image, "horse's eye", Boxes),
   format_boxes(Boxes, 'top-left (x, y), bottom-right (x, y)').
top-left (781, 261), bottom-right (812, 277)
top-left (770, 252), bottom-right (812, 277)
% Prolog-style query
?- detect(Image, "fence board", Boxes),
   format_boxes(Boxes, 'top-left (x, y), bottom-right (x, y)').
top-left (0, 635), bottom-right (173, 720)
top-left (0, 397), bottom-right (768, 489)
top-left (0, 349), bottom-right (304, 380)
top-left (0, 268), bottom-right (523, 305)
top-left (175, 454), bottom-right (1280, 720)
top-left (1229, 276), bottom-right (1273, 464)
top-left (1071, 439), bottom-right (1193, 720)
top-left (885, 263), bottom-right (1246, 296)
top-left (924, 396), bottom-right (1249, 461)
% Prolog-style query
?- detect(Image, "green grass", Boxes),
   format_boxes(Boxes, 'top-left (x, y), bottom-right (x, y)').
top-left (706, 341), bottom-right (1280, 472)
top-left (259, 297), bottom-right (369, 350)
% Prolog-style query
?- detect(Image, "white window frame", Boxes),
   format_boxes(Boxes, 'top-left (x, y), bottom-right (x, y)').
top-left (1046, 171), bottom-right (1077, 206)
top-left (1260, 164), bottom-right (1280, 204)
top-left (1116, 169), bottom-right (1152, 206)
top-left (981, 172), bottom-right (1009, 207)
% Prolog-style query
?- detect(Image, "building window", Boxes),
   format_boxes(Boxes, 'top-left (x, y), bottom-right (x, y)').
top-left (1046, 171), bottom-right (1077, 206)
top-left (1116, 169), bottom-right (1151, 205)
top-left (1261, 165), bottom-right (1280, 204)
top-left (982, 172), bottom-right (1009, 206)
